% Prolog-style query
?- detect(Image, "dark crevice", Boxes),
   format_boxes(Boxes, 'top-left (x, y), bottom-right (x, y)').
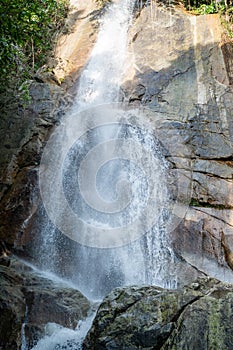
top-left (190, 200), bottom-right (233, 210)
top-left (197, 156), bottom-right (233, 162)
top-left (17, 132), bottom-right (40, 152)
top-left (171, 62), bottom-right (196, 78)
top-left (193, 170), bottom-right (233, 180)
top-left (170, 296), bottom-right (202, 323)
top-left (113, 297), bottom-right (144, 319)
top-left (175, 252), bottom-right (209, 277)
top-left (193, 207), bottom-right (233, 228)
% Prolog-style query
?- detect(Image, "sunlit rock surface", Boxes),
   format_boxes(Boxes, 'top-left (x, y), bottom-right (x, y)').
top-left (53, 0), bottom-right (99, 84)
top-left (122, 3), bottom-right (233, 279)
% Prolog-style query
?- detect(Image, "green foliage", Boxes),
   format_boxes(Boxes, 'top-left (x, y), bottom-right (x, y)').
top-left (184, 0), bottom-right (233, 38)
top-left (193, 2), bottom-right (218, 14)
top-left (18, 80), bottom-right (32, 108)
top-left (0, 0), bottom-right (69, 93)
top-left (185, 0), bottom-right (223, 14)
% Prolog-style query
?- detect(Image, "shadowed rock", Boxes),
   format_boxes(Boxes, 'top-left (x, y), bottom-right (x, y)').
top-left (0, 257), bottom-right (90, 350)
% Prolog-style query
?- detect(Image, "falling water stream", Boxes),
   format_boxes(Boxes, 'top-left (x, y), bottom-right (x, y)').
top-left (29, 0), bottom-right (177, 349)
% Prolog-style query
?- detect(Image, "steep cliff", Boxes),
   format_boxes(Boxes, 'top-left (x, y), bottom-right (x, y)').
top-left (122, 2), bottom-right (233, 281)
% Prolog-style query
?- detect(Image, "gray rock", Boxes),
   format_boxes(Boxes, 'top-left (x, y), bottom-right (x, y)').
top-left (172, 207), bottom-right (233, 282)
top-left (193, 159), bottom-right (233, 179)
top-left (192, 172), bottom-right (233, 208)
top-left (0, 81), bottom-right (67, 248)
top-left (122, 3), bottom-right (233, 280)
top-left (84, 278), bottom-right (233, 350)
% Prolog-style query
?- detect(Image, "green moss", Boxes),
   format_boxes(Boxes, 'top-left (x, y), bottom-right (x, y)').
top-left (189, 199), bottom-right (230, 209)
top-left (159, 294), bottom-right (178, 323)
top-left (207, 300), bottom-right (224, 349)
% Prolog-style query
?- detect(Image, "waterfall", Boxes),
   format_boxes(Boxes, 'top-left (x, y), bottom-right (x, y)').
top-left (37, 0), bottom-right (177, 299)
top-left (73, 0), bottom-right (135, 107)
top-left (29, 0), bottom-right (180, 349)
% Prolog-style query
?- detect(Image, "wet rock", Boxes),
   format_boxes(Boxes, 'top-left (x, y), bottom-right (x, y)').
top-left (84, 278), bottom-right (233, 350)
top-left (0, 257), bottom-right (90, 350)
top-left (0, 81), bottom-right (65, 250)
top-left (0, 262), bottom-right (25, 350)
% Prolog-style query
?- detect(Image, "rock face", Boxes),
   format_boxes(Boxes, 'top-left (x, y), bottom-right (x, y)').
top-left (121, 3), bottom-right (233, 280)
top-left (83, 277), bottom-right (233, 350)
top-left (0, 257), bottom-right (90, 350)
top-left (0, 81), bottom-right (65, 249)
top-left (53, 0), bottom-right (98, 84)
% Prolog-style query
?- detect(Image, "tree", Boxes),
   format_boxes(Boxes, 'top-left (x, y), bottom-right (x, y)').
top-left (0, 0), bottom-right (68, 93)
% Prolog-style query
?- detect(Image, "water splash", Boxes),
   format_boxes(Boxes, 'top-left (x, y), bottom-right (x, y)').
top-left (31, 312), bottom-right (97, 350)
top-left (21, 305), bottom-right (28, 350)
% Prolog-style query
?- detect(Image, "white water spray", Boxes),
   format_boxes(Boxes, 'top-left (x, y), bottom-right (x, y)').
top-left (74, 0), bottom-right (135, 108)
top-left (31, 312), bottom-right (97, 350)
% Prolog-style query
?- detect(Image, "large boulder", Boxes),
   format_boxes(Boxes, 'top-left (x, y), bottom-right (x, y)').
top-left (0, 257), bottom-right (90, 350)
top-left (83, 277), bottom-right (233, 350)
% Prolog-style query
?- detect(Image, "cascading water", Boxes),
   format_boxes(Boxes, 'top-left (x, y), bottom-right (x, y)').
top-left (30, 0), bottom-right (178, 349)
top-left (73, 0), bottom-right (134, 107)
